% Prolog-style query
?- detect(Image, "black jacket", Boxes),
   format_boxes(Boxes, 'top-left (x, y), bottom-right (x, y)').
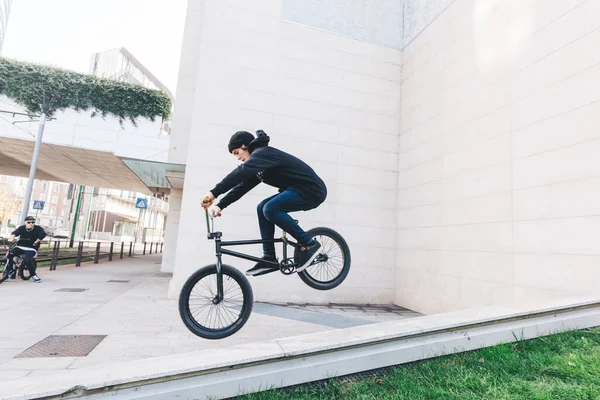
top-left (11, 225), bottom-right (47, 249)
top-left (211, 132), bottom-right (327, 210)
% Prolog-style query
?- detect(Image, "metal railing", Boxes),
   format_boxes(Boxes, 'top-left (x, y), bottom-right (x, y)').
top-left (1, 237), bottom-right (164, 271)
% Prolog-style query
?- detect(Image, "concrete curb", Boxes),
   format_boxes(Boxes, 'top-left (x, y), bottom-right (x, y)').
top-left (2, 291), bottom-right (600, 400)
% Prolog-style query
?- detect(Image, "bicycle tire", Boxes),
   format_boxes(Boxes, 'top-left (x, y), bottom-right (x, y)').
top-left (179, 264), bottom-right (253, 340)
top-left (296, 227), bottom-right (351, 291)
top-left (19, 261), bottom-right (32, 281)
top-left (0, 265), bottom-right (8, 284)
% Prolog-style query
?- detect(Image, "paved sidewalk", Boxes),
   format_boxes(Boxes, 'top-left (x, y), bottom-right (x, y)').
top-left (0, 255), bottom-right (419, 380)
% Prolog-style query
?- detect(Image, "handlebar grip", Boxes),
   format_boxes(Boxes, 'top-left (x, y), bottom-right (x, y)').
top-left (205, 209), bottom-right (211, 233)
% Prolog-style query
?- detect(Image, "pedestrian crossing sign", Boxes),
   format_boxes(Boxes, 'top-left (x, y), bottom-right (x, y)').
top-left (136, 198), bottom-right (148, 209)
top-left (33, 200), bottom-right (45, 210)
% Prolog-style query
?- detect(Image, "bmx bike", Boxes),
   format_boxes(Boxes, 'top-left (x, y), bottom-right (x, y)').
top-left (0, 238), bottom-right (36, 284)
top-left (178, 210), bottom-right (351, 339)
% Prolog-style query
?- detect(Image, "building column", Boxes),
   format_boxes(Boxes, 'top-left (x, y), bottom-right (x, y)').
top-left (161, 188), bottom-right (182, 273)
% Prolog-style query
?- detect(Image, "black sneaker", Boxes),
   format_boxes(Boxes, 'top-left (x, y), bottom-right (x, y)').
top-left (32, 275), bottom-right (41, 283)
top-left (296, 240), bottom-right (322, 272)
top-left (245, 257), bottom-right (278, 277)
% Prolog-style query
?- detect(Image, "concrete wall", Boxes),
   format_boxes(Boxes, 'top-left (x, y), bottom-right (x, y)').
top-left (168, 0), bottom-right (402, 303)
top-left (396, 0), bottom-right (600, 313)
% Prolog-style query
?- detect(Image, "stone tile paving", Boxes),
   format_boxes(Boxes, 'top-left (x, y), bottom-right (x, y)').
top-left (0, 254), bottom-right (420, 379)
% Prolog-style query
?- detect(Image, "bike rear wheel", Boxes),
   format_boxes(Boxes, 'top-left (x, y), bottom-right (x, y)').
top-left (295, 227), bottom-right (351, 291)
top-left (179, 264), bottom-right (253, 340)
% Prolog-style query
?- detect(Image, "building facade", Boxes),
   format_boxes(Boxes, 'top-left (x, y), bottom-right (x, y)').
top-left (61, 47), bottom-right (175, 243)
top-left (163, 0), bottom-right (600, 315)
top-left (29, 180), bottom-right (70, 229)
top-left (0, 0), bottom-right (11, 54)
top-left (86, 188), bottom-right (168, 243)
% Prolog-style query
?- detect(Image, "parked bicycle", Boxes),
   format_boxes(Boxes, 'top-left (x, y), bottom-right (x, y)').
top-left (0, 238), bottom-right (35, 284)
top-left (178, 210), bottom-right (351, 339)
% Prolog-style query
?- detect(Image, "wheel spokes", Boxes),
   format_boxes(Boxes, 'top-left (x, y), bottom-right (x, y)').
top-left (303, 234), bottom-right (345, 283)
top-left (188, 273), bottom-right (245, 331)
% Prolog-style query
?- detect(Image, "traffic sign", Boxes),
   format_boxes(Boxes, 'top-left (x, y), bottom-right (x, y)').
top-left (135, 198), bottom-right (148, 209)
top-left (33, 200), bottom-right (45, 210)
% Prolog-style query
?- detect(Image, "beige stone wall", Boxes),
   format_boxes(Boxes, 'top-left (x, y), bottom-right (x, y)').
top-left (396, 0), bottom-right (600, 313)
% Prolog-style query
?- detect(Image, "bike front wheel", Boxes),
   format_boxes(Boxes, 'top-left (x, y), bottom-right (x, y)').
top-left (19, 262), bottom-right (32, 281)
top-left (0, 259), bottom-right (9, 284)
top-left (179, 264), bottom-right (253, 340)
top-left (295, 227), bottom-right (351, 291)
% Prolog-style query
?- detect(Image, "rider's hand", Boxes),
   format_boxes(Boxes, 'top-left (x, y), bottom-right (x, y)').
top-left (201, 192), bottom-right (215, 210)
top-left (211, 206), bottom-right (222, 218)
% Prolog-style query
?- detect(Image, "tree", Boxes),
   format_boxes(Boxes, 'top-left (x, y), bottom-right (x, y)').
top-left (0, 187), bottom-right (22, 231)
top-left (0, 57), bottom-right (173, 224)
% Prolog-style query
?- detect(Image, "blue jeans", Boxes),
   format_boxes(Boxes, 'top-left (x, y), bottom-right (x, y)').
top-left (10, 247), bottom-right (37, 276)
top-left (257, 187), bottom-right (318, 259)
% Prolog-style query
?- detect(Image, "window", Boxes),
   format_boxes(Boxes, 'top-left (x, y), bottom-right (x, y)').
top-left (41, 182), bottom-right (47, 191)
top-left (63, 198), bottom-right (68, 206)
top-left (60, 209), bottom-right (66, 217)
top-left (52, 196), bottom-right (58, 204)
top-left (50, 208), bottom-right (56, 215)
top-left (53, 185), bottom-right (60, 193)
top-left (39, 194), bottom-right (46, 202)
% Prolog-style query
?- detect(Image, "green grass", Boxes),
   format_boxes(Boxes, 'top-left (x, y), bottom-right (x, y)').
top-left (238, 327), bottom-right (600, 400)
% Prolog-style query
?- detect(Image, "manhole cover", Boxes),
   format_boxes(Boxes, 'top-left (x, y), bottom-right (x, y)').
top-left (15, 335), bottom-right (107, 358)
top-left (54, 288), bottom-right (88, 292)
top-left (106, 280), bottom-right (130, 283)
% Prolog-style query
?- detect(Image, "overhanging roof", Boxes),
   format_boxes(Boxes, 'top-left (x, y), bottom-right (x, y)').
top-left (0, 137), bottom-right (185, 194)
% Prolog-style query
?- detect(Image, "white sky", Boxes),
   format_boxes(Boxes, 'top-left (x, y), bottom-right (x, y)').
top-left (2, 0), bottom-right (187, 94)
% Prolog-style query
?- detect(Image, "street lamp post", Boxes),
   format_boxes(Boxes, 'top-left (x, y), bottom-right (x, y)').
top-left (20, 110), bottom-right (47, 221)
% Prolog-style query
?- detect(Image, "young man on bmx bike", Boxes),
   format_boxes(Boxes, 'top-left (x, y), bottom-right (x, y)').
top-left (179, 130), bottom-right (350, 340)
top-left (201, 130), bottom-right (327, 277)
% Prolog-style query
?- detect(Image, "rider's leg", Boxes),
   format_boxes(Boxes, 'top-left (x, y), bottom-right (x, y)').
top-left (262, 187), bottom-right (318, 248)
top-left (257, 194), bottom-right (278, 259)
top-left (7, 248), bottom-right (20, 279)
top-left (262, 187), bottom-right (324, 271)
top-left (22, 251), bottom-right (38, 277)
top-left (245, 194), bottom-right (281, 276)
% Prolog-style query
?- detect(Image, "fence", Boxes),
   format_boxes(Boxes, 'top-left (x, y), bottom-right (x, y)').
top-left (1, 238), bottom-right (164, 271)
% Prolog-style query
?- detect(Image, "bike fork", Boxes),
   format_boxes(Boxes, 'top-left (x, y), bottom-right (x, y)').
top-left (214, 238), bottom-right (224, 304)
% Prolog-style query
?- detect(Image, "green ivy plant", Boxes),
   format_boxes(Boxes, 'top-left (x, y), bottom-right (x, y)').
top-left (0, 57), bottom-right (172, 125)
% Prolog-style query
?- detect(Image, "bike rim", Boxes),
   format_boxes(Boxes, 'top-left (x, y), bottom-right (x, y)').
top-left (187, 272), bottom-right (245, 331)
top-left (303, 234), bottom-right (345, 283)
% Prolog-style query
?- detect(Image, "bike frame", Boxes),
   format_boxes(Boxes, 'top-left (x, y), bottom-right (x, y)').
top-left (204, 210), bottom-right (302, 302)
